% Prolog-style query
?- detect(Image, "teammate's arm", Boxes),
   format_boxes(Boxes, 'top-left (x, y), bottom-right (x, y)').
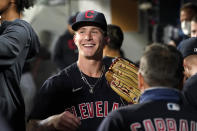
top-left (27, 111), bottom-right (81, 131)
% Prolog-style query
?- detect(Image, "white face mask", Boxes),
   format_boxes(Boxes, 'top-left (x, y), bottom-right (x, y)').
top-left (181, 20), bottom-right (191, 35)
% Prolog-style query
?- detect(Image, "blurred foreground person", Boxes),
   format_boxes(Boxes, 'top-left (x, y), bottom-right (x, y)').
top-left (0, 0), bottom-right (40, 130)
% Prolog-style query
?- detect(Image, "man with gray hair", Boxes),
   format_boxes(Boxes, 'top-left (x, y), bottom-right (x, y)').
top-left (98, 44), bottom-right (197, 131)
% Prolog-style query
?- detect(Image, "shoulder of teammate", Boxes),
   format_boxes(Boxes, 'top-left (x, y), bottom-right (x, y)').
top-left (97, 105), bottom-right (136, 131)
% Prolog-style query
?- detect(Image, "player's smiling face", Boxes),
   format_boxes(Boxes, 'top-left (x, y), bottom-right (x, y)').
top-left (74, 26), bottom-right (105, 59)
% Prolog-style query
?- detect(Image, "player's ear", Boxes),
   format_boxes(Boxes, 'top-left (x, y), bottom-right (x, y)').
top-left (138, 72), bottom-right (145, 93)
top-left (103, 35), bottom-right (109, 46)
top-left (73, 33), bottom-right (77, 43)
top-left (73, 33), bottom-right (79, 47)
top-left (183, 59), bottom-right (187, 67)
top-left (105, 36), bottom-right (110, 45)
top-left (183, 59), bottom-right (190, 78)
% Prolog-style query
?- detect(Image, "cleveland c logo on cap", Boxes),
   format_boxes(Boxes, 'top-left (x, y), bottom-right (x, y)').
top-left (85, 10), bottom-right (94, 18)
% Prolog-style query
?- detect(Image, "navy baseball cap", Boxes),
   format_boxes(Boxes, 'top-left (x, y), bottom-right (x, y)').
top-left (68, 12), bottom-right (79, 25)
top-left (178, 37), bottom-right (197, 58)
top-left (72, 10), bottom-right (107, 31)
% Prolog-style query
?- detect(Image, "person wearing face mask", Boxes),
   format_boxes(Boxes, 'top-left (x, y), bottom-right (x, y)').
top-left (180, 3), bottom-right (197, 36)
top-left (169, 2), bottom-right (197, 47)
top-left (0, 0), bottom-right (40, 131)
top-left (181, 20), bottom-right (191, 36)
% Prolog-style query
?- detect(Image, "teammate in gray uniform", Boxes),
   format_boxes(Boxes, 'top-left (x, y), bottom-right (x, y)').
top-left (98, 44), bottom-right (197, 131)
top-left (27, 10), bottom-right (127, 131)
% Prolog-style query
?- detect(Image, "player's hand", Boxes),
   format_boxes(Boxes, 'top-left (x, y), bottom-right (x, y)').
top-left (27, 111), bottom-right (81, 131)
top-left (49, 111), bottom-right (81, 131)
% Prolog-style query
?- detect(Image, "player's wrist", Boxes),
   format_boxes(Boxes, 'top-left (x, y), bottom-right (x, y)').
top-left (39, 116), bottom-right (57, 131)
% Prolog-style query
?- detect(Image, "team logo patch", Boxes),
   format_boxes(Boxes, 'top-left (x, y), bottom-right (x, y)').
top-left (72, 86), bottom-right (83, 92)
top-left (167, 103), bottom-right (180, 111)
top-left (85, 10), bottom-right (94, 19)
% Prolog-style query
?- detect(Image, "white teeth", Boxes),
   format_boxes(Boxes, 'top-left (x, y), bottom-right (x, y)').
top-left (84, 44), bottom-right (94, 47)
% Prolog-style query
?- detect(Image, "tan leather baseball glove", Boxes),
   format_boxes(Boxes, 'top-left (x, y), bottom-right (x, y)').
top-left (105, 58), bottom-right (141, 104)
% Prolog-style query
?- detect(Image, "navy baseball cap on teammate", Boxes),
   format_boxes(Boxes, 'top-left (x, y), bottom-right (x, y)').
top-left (178, 37), bottom-right (197, 58)
top-left (71, 10), bottom-right (107, 31)
top-left (68, 12), bottom-right (79, 25)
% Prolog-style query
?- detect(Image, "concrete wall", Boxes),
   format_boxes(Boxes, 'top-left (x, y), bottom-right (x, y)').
top-left (70, 0), bottom-right (111, 23)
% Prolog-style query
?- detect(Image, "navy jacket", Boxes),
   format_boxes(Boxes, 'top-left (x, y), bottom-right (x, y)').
top-left (98, 88), bottom-right (197, 131)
